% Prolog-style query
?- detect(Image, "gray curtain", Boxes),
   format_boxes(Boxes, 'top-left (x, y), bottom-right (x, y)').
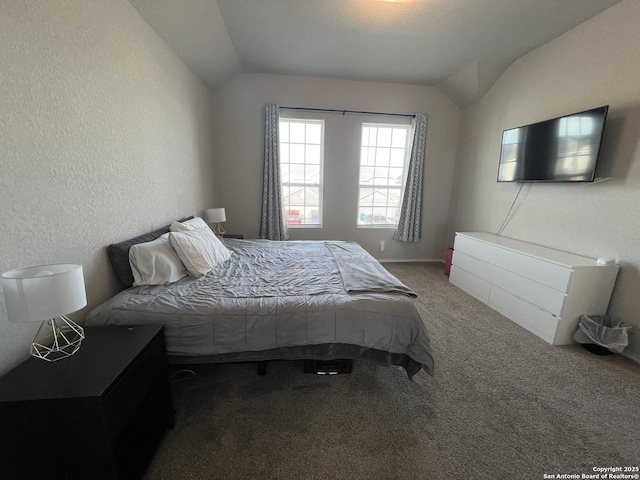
top-left (394, 113), bottom-right (428, 242)
top-left (259, 103), bottom-right (289, 241)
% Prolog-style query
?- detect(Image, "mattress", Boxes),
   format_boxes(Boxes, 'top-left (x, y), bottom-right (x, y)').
top-left (86, 239), bottom-right (434, 377)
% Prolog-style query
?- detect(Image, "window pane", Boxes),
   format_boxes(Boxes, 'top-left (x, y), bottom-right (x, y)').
top-left (387, 207), bottom-right (400, 224)
top-left (305, 207), bottom-right (320, 225)
top-left (360, 166), bottom-right (374, 185)
top-left (306, 144), bottom-right (320, 164)
top-left (357, 122), bottom-right (410, 226)
top-left (373, 188), bottom-right (389, 206)
top-left (390, 167), bottom-right (403, 185)
top-left (375, 147), bottom-right (390, 165)
top-left (290, 144), bottom-right (305, 162)
top-left (359, 187), bottom-right (374, 206)
top-left (377, 127), bottom-right (392, 147)
top-left (279, 118), bottom-right (324, 226)
top-left (281, 163), bottom-right (290, 183)
top-left (358, 208), bottom-right (373, 224)
top-left (290, 164), bottom-right (305, 183)
top-left (279, 122), bottom-right (289, 143)
top-left (367, 127), bottom-right (378, 147)
top-left (361, 147), bottom-right (374, 166)
top-left (391, 128), bottom-right (407, 148)
top-left (388, 187), bottom-right (402, 204)
top-left (305, 164), bottom-right (320, 183)
top-left (290, 122), bottom-right (305, 143)
top-left (305, 187), bottom-right (319, 205)
top-left (372, 207), bottom-right (387, 224)
top-left (374, 166), bottom-right (390, 185)
top-left (285, 208), bottom-right (302, 225)
top-left (288, 187), bottom-right (304, 205)
top-left (361, 127), bottom-right (370, 146)
top-left (280, 144), bottom-right (289, 163)
top-left (306, 123), bottom-right (321, 144)
top-left (389, 148), bottom-right (405, 167)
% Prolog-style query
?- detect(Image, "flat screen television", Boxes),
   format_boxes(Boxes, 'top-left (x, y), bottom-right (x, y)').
top-left (497, 105), bottom-right (609, 182)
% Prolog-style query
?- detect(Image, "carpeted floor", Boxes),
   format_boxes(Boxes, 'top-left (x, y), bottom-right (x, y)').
top-left (143, 262), bottom-right (640, 480)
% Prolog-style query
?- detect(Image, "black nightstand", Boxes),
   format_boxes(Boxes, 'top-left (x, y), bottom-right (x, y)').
top-left (0, 325), bottom-right (175, 480)
top-left (222, 233), bottom-right (243, 239)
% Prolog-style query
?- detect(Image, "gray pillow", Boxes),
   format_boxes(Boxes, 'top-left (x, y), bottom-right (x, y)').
top-left (107, 216), bottom-right (193, 289)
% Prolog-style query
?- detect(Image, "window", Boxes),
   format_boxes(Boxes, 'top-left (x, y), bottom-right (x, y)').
top-left (279, 119), bottom-right (324, 227)
top-left (357, 123), bottom-right (410, 226)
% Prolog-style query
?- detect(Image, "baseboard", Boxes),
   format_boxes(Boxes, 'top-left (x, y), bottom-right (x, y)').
top-left (621, 349), bottom-right (640, 364)
top-left (378, 258), bottom-right (443, 263)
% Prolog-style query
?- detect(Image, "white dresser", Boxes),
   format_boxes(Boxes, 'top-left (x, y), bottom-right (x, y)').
top-left (449, 232), bottom-right (619, 345)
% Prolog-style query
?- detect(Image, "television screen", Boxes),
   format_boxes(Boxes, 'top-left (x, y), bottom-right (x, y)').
top-left (497, 106), bottom-right (608, 182)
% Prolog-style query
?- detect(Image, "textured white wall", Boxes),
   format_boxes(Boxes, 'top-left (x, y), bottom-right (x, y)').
top-left (448, 0), bottom-right (640, 360)
top-left (0, 0), bottom-right (216, 374)
top-left (210, 73), bottom-right (460, 261)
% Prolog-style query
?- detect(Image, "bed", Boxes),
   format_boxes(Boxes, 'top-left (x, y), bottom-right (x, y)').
top-left (86, 219), bottom-right (434, 378)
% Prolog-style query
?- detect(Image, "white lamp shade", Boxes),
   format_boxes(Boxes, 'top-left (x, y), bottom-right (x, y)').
top-left (1, 264), bottom-right (87, 323)
top-left (205, 208), bottom-right (226, 223)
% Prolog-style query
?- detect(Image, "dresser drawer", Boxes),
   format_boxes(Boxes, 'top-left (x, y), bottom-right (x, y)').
top-left (454, 235), bottom-right (499, 264)
top-left (489, 286), bottom-right (559, 343)
top-left (492, 267), bottom-right (567, 316)
top-left (452, 250), bottom-right (495, 282)
top-left (449, 265), bottom-right (491, 303)
top-left (495, 249), bottom-right (572, 292)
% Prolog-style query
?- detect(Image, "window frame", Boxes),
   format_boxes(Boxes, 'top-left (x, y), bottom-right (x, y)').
top-left (279, 117), bottom-right (325, 228)
top-left (356, 121), bottom-right (412, 228)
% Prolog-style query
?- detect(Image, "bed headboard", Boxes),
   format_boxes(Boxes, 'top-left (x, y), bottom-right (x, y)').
top-left (107, 216), bottom-right (193, 289)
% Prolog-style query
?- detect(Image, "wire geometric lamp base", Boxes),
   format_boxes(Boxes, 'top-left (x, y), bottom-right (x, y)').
top-left (31, 316), bottom-right (85, 362)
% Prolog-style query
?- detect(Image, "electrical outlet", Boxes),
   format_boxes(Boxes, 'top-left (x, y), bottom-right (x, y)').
top-left (380, 241), bottom-right (385, 252)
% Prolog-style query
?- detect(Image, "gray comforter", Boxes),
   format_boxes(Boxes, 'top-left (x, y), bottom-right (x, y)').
top-left (86, 239), bottom-right (434, 377)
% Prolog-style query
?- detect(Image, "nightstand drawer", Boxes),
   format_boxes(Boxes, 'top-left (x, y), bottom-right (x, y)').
top-left (103, 333), bottom-right (164, 442)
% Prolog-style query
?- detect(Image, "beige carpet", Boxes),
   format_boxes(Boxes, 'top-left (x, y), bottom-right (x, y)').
top-left (144, 262), bottom-right (640, 480)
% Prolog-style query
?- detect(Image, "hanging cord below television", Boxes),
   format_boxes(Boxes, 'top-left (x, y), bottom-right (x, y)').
top-left (496, 182), bottom-right (525, 236)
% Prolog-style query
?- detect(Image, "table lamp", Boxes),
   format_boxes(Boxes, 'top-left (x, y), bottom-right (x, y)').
top-left (205, 208), bottom-right (226, 236)
top-left (1, 264), bottom-right (87, 362)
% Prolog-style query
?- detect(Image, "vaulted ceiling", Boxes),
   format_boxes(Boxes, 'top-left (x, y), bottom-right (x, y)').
top-left (128, 0), bottom-right (622, 107)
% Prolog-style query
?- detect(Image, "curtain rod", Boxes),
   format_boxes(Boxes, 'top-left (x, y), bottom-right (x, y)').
top-left (279, 106), bottom-right (415, 118)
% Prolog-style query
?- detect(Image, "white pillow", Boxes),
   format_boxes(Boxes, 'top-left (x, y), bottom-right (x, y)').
top-left (170, 217), bottom-right (209, 232)
top-left (169, 227), bottom-right (232, 277)
top-left (129, 233), bottom-right (188, 286)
